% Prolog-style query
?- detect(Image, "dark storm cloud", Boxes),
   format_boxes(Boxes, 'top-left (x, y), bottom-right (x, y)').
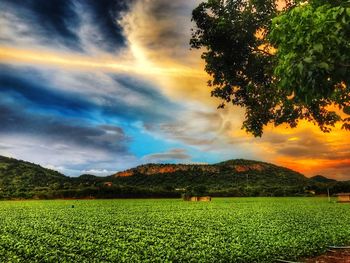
top-left (0, 103), bottom-right (130, 154)
top-left (1, 0), bottom-right (132, 52)
top-left (1, 0), bottom-right (81, 50)
top-left (0, 67), bottom-right (91, 115)
top-left (0, 65), bottom-right (178, 123)
top-left (83, 0), bottom-right (133, 52)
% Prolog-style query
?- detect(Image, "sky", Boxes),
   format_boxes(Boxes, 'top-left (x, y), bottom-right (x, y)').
top-left (0, 0), bottom-right (349, 180)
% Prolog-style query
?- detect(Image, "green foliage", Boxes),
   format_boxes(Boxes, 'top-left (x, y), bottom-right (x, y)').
top-left (0, 156), bottom-right (68, 198)
top-left (269, 0), bottom-right (350, 131)
top-left (191, 0), bottom-right (350, 136)
top-left (0, 198), bottom-right (349, 262)
top-left (184, 185), bottom-right (208, 197)
top-left (191, 0), bottom-right (281, 137)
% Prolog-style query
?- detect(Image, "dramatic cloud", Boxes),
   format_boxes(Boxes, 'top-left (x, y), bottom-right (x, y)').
top-left (0, 0), bottom-right (131, 53)
top-left (81, 0), bottom-right (132, 52)
top-left (0, 133), bottom-right (138, 176)
top-left (0, 0), bottom-right (349, 179)
top-left (0, 64), bottom-right (178, 123)
top-left (1, 0), bottom-right (81, 50)
top-left (122, 0), bottom-right (201, 61)
top-left (0, 63), bottom-right (184, 175)
top-left (0, 104), bottom-right (130, 154)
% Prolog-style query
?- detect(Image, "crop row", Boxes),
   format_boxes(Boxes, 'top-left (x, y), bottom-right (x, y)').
top-left (0, 198), bottom-right (349, 262)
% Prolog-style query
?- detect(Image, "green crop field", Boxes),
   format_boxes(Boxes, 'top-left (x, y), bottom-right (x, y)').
top-left (0, 198), bottom-right (349, 262)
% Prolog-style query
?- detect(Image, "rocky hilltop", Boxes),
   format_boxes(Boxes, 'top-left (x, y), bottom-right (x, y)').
top-left (114, 160), bottom-right (269, 177)
top-left (116, 164), bottom-right (215, 177)
top-left (112, 159), bottom-right (313, 195)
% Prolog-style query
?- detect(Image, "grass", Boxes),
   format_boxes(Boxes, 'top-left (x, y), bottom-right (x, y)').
top-left (0, 197), bottom-right (349, 262)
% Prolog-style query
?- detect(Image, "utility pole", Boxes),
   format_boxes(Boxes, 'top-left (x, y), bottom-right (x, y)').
top-left (327, 188), bottom-right (331, 202)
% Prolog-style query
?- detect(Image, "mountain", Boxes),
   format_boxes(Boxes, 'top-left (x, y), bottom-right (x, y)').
top-left (1, 155), bottom-right (349, 199)
top-left (112, 159), bottom-right (310, 196)
top-left (310, 175), bottom-right (337, 183)
top-left (0, 155), bottom-right (69, 193)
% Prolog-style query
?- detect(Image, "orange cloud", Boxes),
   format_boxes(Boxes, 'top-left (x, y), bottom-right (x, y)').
top-left (0, 46), bottom-right (206, 78)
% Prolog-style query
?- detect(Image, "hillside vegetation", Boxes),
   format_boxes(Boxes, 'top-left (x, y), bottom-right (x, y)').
top-left (113, 160), bottom-right (310, 196)
top-left (0, 155), bottom-right (349, 199)
top-left (0, 156), bottom-right (69, 198)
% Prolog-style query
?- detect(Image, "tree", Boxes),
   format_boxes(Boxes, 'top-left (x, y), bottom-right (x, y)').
top-left (269, 0), bottom-right (350, 128)
top-left (191, 0), bottom-right (350, 136)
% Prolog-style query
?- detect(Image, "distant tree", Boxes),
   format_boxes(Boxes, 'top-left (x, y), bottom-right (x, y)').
top-left (63, 182), bottom-right (72, 189)
top-left (186, 185), bottom-right (208, 196)
top-left (191, 0), bottom-right (350, 136)
top-left (51, 182), bottom-right (61, 190)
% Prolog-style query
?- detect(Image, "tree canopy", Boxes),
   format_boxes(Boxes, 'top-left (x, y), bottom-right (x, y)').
top-left (191, 0), bottom-right (350, 136)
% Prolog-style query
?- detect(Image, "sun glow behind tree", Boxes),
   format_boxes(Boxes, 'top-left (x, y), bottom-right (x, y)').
top-left (191, 0), bottom-right (350, 136)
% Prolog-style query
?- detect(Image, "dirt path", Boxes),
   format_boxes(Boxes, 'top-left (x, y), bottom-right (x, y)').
top-left (303, 249), bottom-right (350, 263)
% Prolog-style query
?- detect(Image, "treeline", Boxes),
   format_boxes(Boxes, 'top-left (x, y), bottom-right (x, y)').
top-left (2, 181), bottom-right (350, 200)
top-left (0, 185), bottom-right (180, 200)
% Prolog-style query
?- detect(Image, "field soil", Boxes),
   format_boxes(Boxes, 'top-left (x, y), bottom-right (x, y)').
top-left (304, 249), bottom-right (350, 263)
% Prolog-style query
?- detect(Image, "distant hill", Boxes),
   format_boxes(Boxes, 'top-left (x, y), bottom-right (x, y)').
top-left (1, 155), bottom-right (349, 199)
top-left (310, 175), bottom-right (337, 183)
top-left (0, 155), bottom-right (68, 192)
top-left (112, 159), bottom-right (310, 195)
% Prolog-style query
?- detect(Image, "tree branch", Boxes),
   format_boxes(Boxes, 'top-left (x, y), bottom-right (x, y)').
top-left (338, 62), bottom-right (350, 68)
top-left (252, 47), bottom-right (274, 56)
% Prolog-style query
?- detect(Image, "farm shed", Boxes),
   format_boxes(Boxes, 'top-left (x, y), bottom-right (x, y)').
top-left (336, 193), bottom-right (350, 203)
top-left (183, 196), bottom-right (211, 202)
top-left (103, 182), bottom-right (113, 187)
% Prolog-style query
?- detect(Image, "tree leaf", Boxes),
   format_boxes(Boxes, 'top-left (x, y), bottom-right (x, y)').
top-left (343, 106), bottom-right (350, 115)
top-left (318, 62), bottom-right (329, 70)
top-left (313, 43), bottom-right (323, 53)
top-left (304, 57), bottom-right (313, 63)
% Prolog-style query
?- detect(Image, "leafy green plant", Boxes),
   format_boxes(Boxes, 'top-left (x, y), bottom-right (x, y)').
top-left (0, 198), bottom-right (349, 262)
